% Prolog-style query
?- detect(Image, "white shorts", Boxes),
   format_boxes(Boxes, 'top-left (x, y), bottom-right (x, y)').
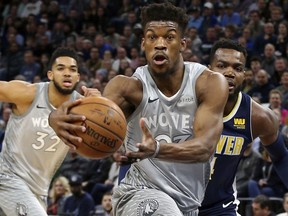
top-left (0, 173), bottom-right (48, 216)
top-left (112, 183), bottom-right (199, 216)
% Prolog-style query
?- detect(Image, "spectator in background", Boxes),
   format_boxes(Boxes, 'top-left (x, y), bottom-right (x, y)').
top-left (111, 47), bottom-right (131, 73)
top-left (93, 33), bottom-right (115, 59)
top-left (57, 150), bottom-right (89, 181)
top-left (200, 26), bottom-right (218, 65)
top-left (277, 193), bottom-right (288, 216)
top-left (63, 174), bottom-right (95, 216)
top-left (242, 69), bottom-right (256, 94)
top-left (91, 192), bottom-right (113, 216)
top-left (239, 27), bottom-right (254, 64)
top-left (250, 56), bottom-right (262, 76)
top-left (272, 57), bottom-right (288, 86)
top-left (222, 24), bottom-right (238, 41)
top-left (39, 53), bottom-right (50, 81)
top-left (268, 89), bottom-right (288, 126)
top-left (219, 3), bottom-right (242, 28)
top-left (90, 150), bottom-right (121, 205)
top-left (246, 10), bottom-right (265, 40)
top-left (199, 2), bottom-right (219, 39)
top-left (276, 71), bottom-right (288, 109)
top-left (270, 6), bottom-right (285, 35)
top-left (251, 194), bottom-right (276, 216)
top-left (236, 143), bottom-right (260, 198)
top-left (85, 47), bottom-right (102, 77)
top-left (129, 47), bottom-right (141, 70)
top-left (253, 22), bottom-right (277, 56)
top-left (261, 43), bottom-right (277, 78)
top-left (247, 69), bottom-right (275, 103)
top-left (131, 23), bottom-right (143, 51)
top-left (186, 27), bottom-right (202, 57)
top-left (34, 35), bottom-right (54, 61)
top-left (122, 24), bottom-right (137, 50)
top-left (47, 176), bottom-right (71, 215)
top-left (19, 50), bottom-right (41, 83)
top-left (276, 21), bottom-right (288, 57)
top-left (123, 66), bottom-right (134, 77)
top-left (248, 148), bottom-right (287, 199)
top-left (82, 157), bottom-right (113, 197)
top-left (3, 42), bottom-right (23, 81)
top-left (187, 6), bottom-right (203, 30)
top-left (104, 21), bottom-right (121, 49)
top-left (19, 0), bottom-right (42, 18)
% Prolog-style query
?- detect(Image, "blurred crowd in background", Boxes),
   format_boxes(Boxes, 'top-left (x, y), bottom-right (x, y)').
top-left (0, 0), bottom-right (288, 215)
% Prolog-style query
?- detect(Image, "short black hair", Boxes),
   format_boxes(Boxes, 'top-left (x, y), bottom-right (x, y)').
top-left (209, 39), bottom-right (247, 63)
top-left (140, 2), bottom-right (189, 37)
top-left (48, 47), bottom-right (79, 71)
top-left (253, 195), bottom-right (271, 210)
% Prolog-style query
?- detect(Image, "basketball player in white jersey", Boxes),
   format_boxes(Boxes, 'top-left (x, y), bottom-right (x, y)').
top-left (0, 47), bottom-right (99, 216)
top-left (48, 3), bottom-right (229, 216)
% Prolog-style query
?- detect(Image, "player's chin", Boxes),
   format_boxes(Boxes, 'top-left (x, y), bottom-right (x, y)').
top-left (61, 88), bottom-right (75, 95)
top-left (150, 66), bottom-right (171, 77)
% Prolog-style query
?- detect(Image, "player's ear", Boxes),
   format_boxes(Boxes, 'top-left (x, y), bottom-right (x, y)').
top-left (180, 38), bottom-right (186, 52)
top-left (47, 70), bottom-right (53, 80)
top-left (141, 38), bottom-right (145, 52)
top-left (77, 72), bottom-right (80, 82)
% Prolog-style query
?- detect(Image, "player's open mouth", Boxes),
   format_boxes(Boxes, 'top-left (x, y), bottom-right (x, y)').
top-left (153, 54), bottom-right (168, 65)
top-left (63, 80), bottom-right (72, 87)
top-left (227, 80), bottom-right (235, 90)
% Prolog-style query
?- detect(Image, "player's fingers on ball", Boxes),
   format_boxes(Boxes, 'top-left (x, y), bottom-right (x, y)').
top-left (61, 100), bottom-right (80, 111)
top-left (66, 133), bottom-right (82, 145)
top-left (59, 136), bottom-right (76, 148)
top-left (65, 123), bottom-right (85, 133)
top-left (83, 88), bottom-right (101, 97)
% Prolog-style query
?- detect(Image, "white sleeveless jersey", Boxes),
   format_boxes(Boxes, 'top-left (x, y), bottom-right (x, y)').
top-left (0, 82), bottom-right (80, 196)
top-left (123, 62), bottom-right (211, 211)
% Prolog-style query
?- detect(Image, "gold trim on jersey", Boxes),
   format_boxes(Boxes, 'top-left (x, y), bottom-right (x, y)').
top-left (223, 92), bottom-right (242, 123)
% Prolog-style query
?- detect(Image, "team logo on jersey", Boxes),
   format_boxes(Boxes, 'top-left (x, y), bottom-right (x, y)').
top-left (233, 118), bottom-right (245, 129)
top-left (16, 202), bottom-right (28, 216)
top-left (137, 199), bottom-right (159, 216)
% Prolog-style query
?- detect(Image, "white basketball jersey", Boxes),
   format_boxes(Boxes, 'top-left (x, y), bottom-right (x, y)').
top-left (123, 62), bottom-right (211, 211)
top-left (0, 82), bottom-right (80, 196)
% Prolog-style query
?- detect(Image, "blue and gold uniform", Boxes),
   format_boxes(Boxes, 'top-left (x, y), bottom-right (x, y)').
top-left (199, 92), bottom-right (253, 216)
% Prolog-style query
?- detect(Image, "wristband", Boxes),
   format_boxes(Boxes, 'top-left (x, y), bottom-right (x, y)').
top-left (151, 140), bottom-right (160, 158)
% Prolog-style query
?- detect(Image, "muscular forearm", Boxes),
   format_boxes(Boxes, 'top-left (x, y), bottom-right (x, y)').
top-left (156, 138), bottom-right (215, 163)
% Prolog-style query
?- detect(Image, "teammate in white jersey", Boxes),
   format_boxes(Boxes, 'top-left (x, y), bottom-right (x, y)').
top-left (0, 47), bottom-right (98, 216)
top-left (48, 3), bottom-right (229, 216)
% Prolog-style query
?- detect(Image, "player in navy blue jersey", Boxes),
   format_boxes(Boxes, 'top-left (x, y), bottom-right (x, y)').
top-left (199, 39), bottom-right (288, 216)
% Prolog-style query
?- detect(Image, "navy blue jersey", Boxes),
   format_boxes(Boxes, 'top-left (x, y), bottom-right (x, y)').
top-left (199, 92), bottom-right (253, 216)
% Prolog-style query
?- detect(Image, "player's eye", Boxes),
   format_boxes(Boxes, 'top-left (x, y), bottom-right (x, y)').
top-left (217, 64), bottom-right (225, 69)
top-left (149, 35), bottom-right (156, 40)
top-left (167, 35), bottom-right (174, 41)
top-left (236, 67), bottom-right (244, 72)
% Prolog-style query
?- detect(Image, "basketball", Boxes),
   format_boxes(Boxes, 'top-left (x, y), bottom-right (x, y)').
top-left (69, 97), bottom-right (127, 159)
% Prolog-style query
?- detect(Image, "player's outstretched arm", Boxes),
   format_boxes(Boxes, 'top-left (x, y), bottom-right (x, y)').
top-left (127, 70), bottom-right (229, 163)
top-left (0, 80), bottom-right (35, 114)
top-left (252, 101), bottom-right (288, 188)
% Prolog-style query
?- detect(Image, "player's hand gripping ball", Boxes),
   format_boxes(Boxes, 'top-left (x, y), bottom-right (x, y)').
top-left (69, 97), bottom-right (127, 159)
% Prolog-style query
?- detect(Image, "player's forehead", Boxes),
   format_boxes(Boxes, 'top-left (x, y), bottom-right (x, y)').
top-left (54, 56), bottom-right (77, 67)
top-left (214, 48), bottom-right (245, 64)
top-left (145, 21), bottom-right (179, 33)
